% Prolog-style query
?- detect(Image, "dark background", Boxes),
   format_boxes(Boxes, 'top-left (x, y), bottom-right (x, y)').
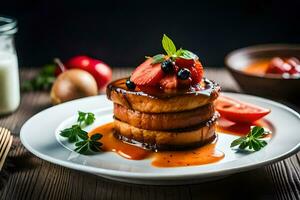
top-left (1, 0), bottom-right (299, 68)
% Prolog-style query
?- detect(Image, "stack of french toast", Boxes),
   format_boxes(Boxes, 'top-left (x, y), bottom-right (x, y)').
top-left (107, 35), bottom-right (221, 151)
top-left (107, 77), bottom-right (220, 151)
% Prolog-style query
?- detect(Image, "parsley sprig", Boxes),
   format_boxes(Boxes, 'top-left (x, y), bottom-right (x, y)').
top-left (60, 124), bottom-right (88, 143)
top-left (231, 126), bottom-right (270, 151)
top-left (77, 111), bottom-right (96, 128)
top-left (151, 34), bottom-right (198, 64)
top-left (22, 64), bottom-right (56, 91)
top-left (75, 133), bottom-right (102, 154)
top-left (60, 111), bottom-right (102, 154)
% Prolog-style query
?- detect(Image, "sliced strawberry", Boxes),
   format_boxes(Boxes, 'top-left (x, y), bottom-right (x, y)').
top-left (159, 74), bottom-right (178, 89)
top-left (175, 58), bottom-right (195, 68)
top-left (189, 67), bottom-right (200, 84)
top-left (194, 60), bottom-right (204, 78)
top-left (189, 60), bottom-right (203, 84)
top-left (130, 58), bottom-right (164, 86)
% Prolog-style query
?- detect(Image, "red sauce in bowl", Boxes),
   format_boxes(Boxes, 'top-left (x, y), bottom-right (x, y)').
top-left (244, 57), bottom-right (300, 78)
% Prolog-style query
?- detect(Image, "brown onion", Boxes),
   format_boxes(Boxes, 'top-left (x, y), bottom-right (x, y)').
top-left (50, 69), bottom-right (98, 104)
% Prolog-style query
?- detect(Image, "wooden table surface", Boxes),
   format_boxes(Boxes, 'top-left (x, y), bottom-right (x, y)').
top-left (1, 68), bottom-right (299, 200)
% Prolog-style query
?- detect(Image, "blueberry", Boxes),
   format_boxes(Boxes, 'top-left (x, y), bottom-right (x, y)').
top-left (161, 59), bottom-right (174, 73)
top-left (177, 68), bottom-right (191, 80)
top-left (126, 79), bottom-right (136, 90)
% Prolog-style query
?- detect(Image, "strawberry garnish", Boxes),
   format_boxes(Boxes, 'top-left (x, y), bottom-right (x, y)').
top-left (130, 35), bottom-right (205, 89)
top-left (189, 67), bottom-right (200, 84)
top-left (159, 74), bottom-right (178, 89)
top-left (130, 58), bottom-right (164, 86)
top-left (187, 60), bottom-right (203, 84)
top-left (175, 58), bottom-right (194, 68)
top-left (175, 58), bottom-right (203, 85)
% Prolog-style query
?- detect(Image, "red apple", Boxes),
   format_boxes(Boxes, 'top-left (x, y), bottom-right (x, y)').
top-left (88, 59), bottom-right (112, 90)
top-left (67, 56), bottom-right (92, 70)
top-left (56, 55), bottom-right (112, 91)
top-left (55, 56), bottom-right (92, 76)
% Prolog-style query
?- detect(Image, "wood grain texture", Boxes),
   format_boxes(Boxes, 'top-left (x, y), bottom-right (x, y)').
top-left (0, 68), bottom-right (299, 200)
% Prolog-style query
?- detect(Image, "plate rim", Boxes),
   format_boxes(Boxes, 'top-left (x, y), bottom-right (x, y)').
top-left (20, 92), bottom-right (300, 180)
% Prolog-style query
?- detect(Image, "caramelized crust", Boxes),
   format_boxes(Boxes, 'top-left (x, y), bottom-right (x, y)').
top-left (114, 103), bottom-right (215, 130)
top-left (110, 91), bottom-right (218, 113)
top-left (107, 78), bottom-right (220, 113)
top-left (113, 115), bottom-right (217, 149)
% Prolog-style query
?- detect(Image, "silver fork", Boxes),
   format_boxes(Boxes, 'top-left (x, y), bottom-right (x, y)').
top-left (0, 127), bottom-right (13, 171)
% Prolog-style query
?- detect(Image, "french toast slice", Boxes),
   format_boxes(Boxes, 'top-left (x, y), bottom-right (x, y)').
top-left (113, 113), bottom-right (219, 150)
top-left (114, 103), bottom-right (215, 130)
top-left (107, 78), bottom-right (220, 113)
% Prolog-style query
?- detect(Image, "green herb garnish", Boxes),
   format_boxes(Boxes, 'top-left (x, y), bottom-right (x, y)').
top-left (77, 111), bottom-right (96, 127)
top-left (231, 126), bottom-right (270, 151)
top-left (60, 124), bottom-right (88, 143)
top-left (151, 54), bottom-right (166, 64)
top-left (22, 64), bottom-right (56, 91)
top-left (162, 34), bottom-right (177, 56)
top-left (60, 111), bottom-right (102, 154)
top-left (150, 34), bottom-right (198, 64)
top-left (75, 133), bottom-right (102, 154)
top-left (175, 48), bottom-right (198, 60)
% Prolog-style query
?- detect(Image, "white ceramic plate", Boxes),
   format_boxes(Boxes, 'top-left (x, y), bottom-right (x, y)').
top-left (20, 92), bottom-right (300, 185)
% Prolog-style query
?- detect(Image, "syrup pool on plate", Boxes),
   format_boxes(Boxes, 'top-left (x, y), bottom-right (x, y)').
top-left (88, 116), bottom-right (273, 168)
top-left (89, 122), bottom-right (225, 168)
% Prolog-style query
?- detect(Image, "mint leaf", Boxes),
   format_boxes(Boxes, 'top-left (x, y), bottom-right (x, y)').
top-left (145, 35), bottom-right (199, 63)
top-left (176, 49), bottom-right (198, 60)
top-left (152, 54), bottom-right (165, 64)
top-left (162, 34), bottom-right (177, 56)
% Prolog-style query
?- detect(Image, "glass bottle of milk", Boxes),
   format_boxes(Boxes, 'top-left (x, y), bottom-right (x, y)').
top-left (0, 17), bottom-right (20, 115)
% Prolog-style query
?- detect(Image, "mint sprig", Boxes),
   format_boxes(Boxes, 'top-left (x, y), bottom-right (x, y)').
top-left (175, 48), bottom-right (198, 60)
top-left (231, 126), bottom-right (270, 151)
top-left (151, 54), bottom-right (165, 64)
top-left (162, 34), bottom-right (177, 56)
top-left (150, 34), bottom-right (199, 64)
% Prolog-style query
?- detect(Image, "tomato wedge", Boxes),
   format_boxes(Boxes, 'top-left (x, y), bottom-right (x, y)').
top-left (215, 96), bottom-right (271, 123)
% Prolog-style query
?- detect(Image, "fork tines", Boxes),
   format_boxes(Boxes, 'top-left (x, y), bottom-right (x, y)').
top-left (0, 127), bottom-right (13, 171)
